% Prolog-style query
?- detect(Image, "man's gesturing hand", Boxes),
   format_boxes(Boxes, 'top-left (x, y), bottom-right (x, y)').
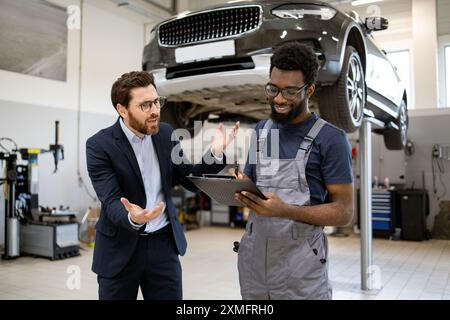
top-left (211, 121), bottom-right (240, 157)
top-left (120, 197), bottom-right (165, 225)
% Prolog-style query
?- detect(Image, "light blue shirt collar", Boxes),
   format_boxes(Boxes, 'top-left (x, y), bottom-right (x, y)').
top-left (119, 118), bottom-right (148, 144)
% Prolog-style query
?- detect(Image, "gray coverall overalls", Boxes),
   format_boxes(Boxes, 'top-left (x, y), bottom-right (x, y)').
top-left (238, 118), bottom-right (332, 300)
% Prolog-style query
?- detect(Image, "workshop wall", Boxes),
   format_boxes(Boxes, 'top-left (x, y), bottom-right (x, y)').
top-left (405, 109), bottom-right (450, 231)
top-left (0, 0), bottom-right (146, 245)
top-left (351, 109), bottom-right (450, 234)
top-left (79, 0), bottom-right (145, 116)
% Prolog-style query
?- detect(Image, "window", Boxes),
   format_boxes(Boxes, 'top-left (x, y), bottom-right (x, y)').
top-left (387, 50), bottom-right (412, 108)
top-left (446, 46), bottom-right (450, 107)
top-left (439, 37), bottom-right (450, 108)
top-left (437, 0), bottom-right (450, 107)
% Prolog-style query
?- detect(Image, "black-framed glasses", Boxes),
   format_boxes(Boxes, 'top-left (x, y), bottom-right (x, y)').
top-left (264, 83), bottom-right (308, 100)
top-left (138, 96), bottom-right (167, 112)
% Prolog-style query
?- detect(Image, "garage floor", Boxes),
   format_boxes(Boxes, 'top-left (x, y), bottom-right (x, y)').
top-left (1, 226), bottom-right (450, 300)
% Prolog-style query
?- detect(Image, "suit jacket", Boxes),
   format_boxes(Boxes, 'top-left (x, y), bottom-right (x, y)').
top-left (86, 119), bottom-right (226, 278)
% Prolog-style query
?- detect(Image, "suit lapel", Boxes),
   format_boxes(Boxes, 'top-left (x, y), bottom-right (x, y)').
top-left (112, 120), bottom-right (145, 190)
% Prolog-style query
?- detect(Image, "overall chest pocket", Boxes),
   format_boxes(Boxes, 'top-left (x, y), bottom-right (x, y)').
top-left (257, 159), bottom-right (300, 190)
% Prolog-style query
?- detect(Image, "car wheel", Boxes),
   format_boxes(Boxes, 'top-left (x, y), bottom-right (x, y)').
top-left (383, 99), bottom-right (408, 150)
top-left (160, 101), bottom-right (206, 137)
top-left (319, 46), bottom-right (365, 133)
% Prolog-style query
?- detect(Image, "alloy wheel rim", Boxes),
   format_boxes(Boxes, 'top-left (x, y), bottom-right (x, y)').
top-left (346, 55), bottom-right (365, 126)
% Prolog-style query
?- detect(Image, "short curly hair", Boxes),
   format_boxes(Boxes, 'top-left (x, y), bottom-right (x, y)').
top-left (111, 71), bottom-right (156, 110)
top-left (270, 42), bottom-right (319, 86)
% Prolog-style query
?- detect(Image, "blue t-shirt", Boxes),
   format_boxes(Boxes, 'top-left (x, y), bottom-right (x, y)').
top-left (244, 113), bottom-right (353, 205)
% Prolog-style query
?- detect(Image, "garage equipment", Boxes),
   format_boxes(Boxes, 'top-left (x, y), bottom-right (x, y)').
top-left (357, 189), bottom-right (396, 238)
top-left (0, 151), bottom-right (20, 259)
top-left (0, 121), bottom-right (77, 260)
top-left (396, 189), bottom-right (429, 241)
top-left (20, 222), bottom-right (79, 260)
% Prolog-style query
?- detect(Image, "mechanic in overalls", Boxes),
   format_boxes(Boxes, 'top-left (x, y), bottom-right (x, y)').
top-left (234, 42), bottom-right (354, 300)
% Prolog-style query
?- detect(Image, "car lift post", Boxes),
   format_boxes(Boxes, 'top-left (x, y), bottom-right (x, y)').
top-left (359, 116), bottom-right (384, 291)
top-left (359, 117), bottom-right (373, 290)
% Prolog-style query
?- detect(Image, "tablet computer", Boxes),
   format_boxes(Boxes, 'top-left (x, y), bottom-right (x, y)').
top-left (188, 175), bottom-right (267, 207)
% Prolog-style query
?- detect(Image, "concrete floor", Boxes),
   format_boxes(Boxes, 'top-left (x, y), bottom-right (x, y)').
top-left (1, 226), bottom-right (450, 300)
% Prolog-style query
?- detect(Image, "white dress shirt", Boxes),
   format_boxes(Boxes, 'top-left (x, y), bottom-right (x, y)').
top-left (120, 119), bottom-right (168, 233)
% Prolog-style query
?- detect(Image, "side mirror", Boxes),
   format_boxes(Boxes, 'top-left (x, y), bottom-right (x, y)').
top-left (365, 17), bottom-right (389, 32)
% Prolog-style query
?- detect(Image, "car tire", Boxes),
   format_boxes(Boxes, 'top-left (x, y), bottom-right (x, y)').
top-left (319, 46), bottom-right (365, 133)
top-left (160, 101), bottom-right (205, 137)
top-left (383, 99), bottom-right (408, 150)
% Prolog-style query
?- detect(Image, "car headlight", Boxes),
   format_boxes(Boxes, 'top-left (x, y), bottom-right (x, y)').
top-left (272, 5), bottom-right (337, 21)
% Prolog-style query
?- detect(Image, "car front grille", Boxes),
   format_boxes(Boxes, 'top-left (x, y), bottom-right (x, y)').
top-left (158, 6), bottom-right (261, 46)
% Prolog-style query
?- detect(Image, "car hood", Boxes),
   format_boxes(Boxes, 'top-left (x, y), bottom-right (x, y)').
top-left (160, 0), bottom-right (341, 26)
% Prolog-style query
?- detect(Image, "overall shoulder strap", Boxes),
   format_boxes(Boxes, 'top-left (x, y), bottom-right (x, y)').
top-left (298, 118), bottom-right (327, 156)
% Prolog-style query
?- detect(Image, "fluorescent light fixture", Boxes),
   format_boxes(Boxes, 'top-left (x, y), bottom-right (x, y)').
top-left (352, 0), bottom-right (383, 6)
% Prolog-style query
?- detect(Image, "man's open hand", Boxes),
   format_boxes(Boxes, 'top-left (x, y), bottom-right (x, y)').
top-left (120, 197), bottom-right (165, 225)
top-left (211, 122), bottom-right (240, 157)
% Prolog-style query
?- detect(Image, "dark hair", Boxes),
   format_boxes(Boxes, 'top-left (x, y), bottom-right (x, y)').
top-left (270, 42), bottom-right (319, 87)
top-left (111, 71), bottom-right (156, 110)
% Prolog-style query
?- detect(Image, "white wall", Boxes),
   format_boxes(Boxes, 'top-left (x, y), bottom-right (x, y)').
top-left (411, 0), bottom-right (439, 109)
top-left (80, 0), bottom-right (146, 116)
top-left (406, 108), bottom-right (450, 230)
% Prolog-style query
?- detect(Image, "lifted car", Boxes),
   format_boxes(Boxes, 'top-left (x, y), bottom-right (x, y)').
top-left (143, 0), bottom-right (408, 150)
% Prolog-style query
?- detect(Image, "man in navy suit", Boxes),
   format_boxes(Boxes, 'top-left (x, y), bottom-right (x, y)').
top-left (86, 71), bottom-right (239, 300)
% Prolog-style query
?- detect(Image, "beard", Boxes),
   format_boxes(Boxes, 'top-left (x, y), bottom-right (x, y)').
top-left (270, 97), bottom-right (307, 124)
top-left (128, 111), bottom-right (160, 135)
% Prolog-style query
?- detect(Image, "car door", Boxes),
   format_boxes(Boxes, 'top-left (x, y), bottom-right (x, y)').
top-left (365, 32), bottom-right (404, 115)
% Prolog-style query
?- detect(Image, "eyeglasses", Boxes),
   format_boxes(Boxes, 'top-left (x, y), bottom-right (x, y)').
top-left (264, 83), bottom-right (308, 100)
top-left (138, 96), bottom-right (167, 112)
